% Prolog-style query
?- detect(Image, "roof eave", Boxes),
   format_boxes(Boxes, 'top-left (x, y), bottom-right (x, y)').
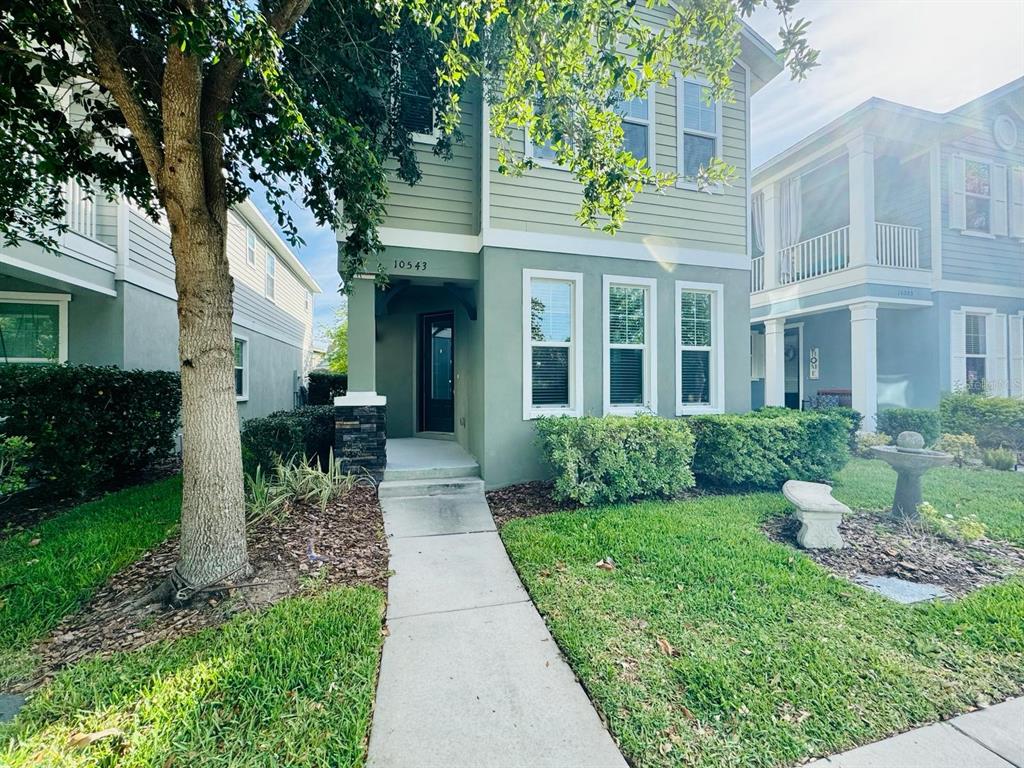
top-left (233, 198), bottom-right (323, 294)
top-left (739, 22), bottom-right (784, 94)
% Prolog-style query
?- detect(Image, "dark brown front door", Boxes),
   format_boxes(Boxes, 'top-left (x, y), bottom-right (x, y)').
top-left (418, 311), bottom-right (454, 433)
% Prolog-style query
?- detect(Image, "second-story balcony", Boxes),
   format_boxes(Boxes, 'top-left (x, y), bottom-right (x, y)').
top-left (751, 221), bottom-right (921, 291)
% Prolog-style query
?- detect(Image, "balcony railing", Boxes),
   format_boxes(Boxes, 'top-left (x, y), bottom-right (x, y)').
top-left (64, 178), bottom-right (96, 239)
top-left (750, 255), bottom-right (765, 292)
top-left (876, 222), bottom-right (920, 269)
top-left (779, 225), bottom-right (850, 286)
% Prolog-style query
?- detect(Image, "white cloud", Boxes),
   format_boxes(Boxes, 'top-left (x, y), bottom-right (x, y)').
top-left (747, 0), bottom-right (1024, 165)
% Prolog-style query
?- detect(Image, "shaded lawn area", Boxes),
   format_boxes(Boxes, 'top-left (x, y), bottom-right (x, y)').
top-left (1, 476), bottom-right (182, 687)
top-left (501, 494), bottom-right (1024, 768)
top-left (1, 586), bottom-right (384, 768)
top-left (833, 458), bottom-right (1024, 545)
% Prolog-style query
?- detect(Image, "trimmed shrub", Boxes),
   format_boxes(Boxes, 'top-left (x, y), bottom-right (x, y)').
top-left (940, 392), bottom-right (1024, 450)
top-left (854, 431), bottom-right (891, 458)
top-left (0, 364), bottom-right (180, 495)
top-left (933, 433), bottom-right (980, 467)
top-left (307, 371), bottom-right (347, 405)
top-left (0, 436), bottom-right (33, 496)
top-left (241, 405), bottom-right (335, 475)
top-left (691, 409), bottom-right (852, 490)
top-left (535, 414), bottom-right (695, 506)
top-left (982, 447), bottom-right (1017, 471)
top-left (876, 408), bottom-right (941, 446)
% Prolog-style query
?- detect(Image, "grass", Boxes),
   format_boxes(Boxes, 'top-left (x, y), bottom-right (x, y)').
top-left (0, 476), bottom-right (182, 687)
top-left (501, 493), bottom-right (1024, 768)
top-left (0, 586), bottom-right (385, 768)
top-left (833, 457), bottom-right (1024, 544)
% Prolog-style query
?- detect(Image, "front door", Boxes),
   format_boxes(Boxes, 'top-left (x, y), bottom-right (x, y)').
top-left (784, 326), bottom-right (802, 409)
top-left (418, 311), bottom-right (455, 433)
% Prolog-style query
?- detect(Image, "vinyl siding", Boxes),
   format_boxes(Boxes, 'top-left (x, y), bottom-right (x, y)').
top-left (127, 207), bottom-right (175, 282)
top-left (940, 107), bottom-right (1024, 287)
top-left (383, 87), bottom-right (481, 235)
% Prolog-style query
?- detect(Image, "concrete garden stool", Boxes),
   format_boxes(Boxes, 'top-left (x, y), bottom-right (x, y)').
top-left (782, 480), bottom-right (850, 549)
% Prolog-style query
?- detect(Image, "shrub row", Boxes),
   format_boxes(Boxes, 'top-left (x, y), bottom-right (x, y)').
top-left (240, 405), bottom-right (335, 476)
top-left (940, 393), bottom-right (1024, 450)
top-left (876, 407), bottom-right (941, 446)
top-left (307, 371), bottom-right (347, 406)
top-left (0, 364), bottom-right (180, 495)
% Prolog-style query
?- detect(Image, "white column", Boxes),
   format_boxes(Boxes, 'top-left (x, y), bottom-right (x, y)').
top-left (848, 135), bottom-right (876, 267)
top-left (850, 301), bottom-right (878, 431)
top-left (763, 317), bottom-right (786, 407)
top-left (762, 183), bottom-right (780, 290)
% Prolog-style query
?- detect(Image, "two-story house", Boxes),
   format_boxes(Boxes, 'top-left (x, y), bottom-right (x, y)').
top-left (335, 17), bottom-right (785, 487)
top-left (0, 191), bottom-right (321, 418)
top-left (749, 78), bottom-right (1024, 430)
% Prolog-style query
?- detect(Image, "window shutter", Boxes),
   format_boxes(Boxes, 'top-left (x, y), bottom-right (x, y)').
top-left (989, 313), bottom-right (1009, 396)
top-left (950, 310), bottom-right (966, 390)
top-left (750, 330), bottom-right (765, 381)
top-left (949, 155), bottom-right (966, 230)
top-left (1010, 314), bottom-right (1024, 398)
top-left (1010, 167), bottom-right (1024, 239)
top-left (992, 164), bottom-right (1009, 236)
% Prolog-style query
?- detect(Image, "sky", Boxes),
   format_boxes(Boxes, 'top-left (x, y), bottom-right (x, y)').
top-left (256, 0), bottom-right (1024, 346)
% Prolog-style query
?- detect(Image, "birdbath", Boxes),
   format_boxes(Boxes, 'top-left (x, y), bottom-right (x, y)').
top-left (870, 431), bottom-right (953, 518)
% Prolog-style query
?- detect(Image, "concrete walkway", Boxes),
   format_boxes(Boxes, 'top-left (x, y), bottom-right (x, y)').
top-left (808, 697), bottom-right (1024, 768)
top-left (367, 475), bottom-right (626, 768)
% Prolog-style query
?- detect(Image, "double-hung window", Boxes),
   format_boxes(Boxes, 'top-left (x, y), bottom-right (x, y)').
top-left (0, 293), bottom-right (69, 364)
top-left (616, 92), bottom-right (653, 164)
top-left (396, 61), bottom-right (436, 141)
top-left (523, 270), bottom-right (583, 419)
top-left (964, 312), bottom-right (988, 393)
top-left (677, 78), bottom-right (721, 186)
top-left (265, 252), bottom-right (277, 300)
top-left (234, 336), bottom-right (248, 401)
top-left (676, 281), bottom-right (723, 414)
top-left (604, 276), bottom-right (656, 414)
top-left (246, 228), bottom-right (257, 265)
top-left (964, 159), bottom-right (992, 233)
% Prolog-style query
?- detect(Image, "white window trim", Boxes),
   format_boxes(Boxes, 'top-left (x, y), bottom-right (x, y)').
top-left (0, 291), bottom-right (70, 364)
top-left (958, 306), bottom-right (996, 394)
top-left (246, 227), bottom-right (257, 265)
top-left (234, 333), bottom-right (250, 402)
top-left (522, 269), bottom-right (584, 420)
top-left (676, 74), bottom-right (724, 193)
top-left (675, 280), bottom-right (725, 415)
top-left (265, 251), bottom-right (277, 301)
top-left (962, 155), bottom-right (994, 236)
top-left (603, 275), bottom-right (657, 415)
top-left (525, 85), bottom-right (657, 171)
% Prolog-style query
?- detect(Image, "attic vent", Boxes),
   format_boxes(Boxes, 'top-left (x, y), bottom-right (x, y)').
top-left (993, 114), bottom-right (1018, 151)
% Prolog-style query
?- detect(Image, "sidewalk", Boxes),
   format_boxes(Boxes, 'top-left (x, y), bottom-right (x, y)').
top-left (367, 481), bottom-right (626, 768)
top-left (808, 697), bottom-right (1023, 768)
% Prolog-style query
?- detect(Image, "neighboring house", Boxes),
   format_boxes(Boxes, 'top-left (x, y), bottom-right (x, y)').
top-left (749, 78), bottom-right (1024, 430)
top-left (335, 16), bottom-right (785, 487)
top-left (0, 192), bottom-right (320, 418)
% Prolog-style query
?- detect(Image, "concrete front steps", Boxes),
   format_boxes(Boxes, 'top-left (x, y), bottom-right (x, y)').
top-left (378, 476), bottom-right (484, 500)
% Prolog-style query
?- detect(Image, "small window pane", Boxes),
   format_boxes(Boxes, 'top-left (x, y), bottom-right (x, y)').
top-left (610, 348), bottom-right (644, 405)
top-left (965, 195), bottom-right (991, 232)
top-left (683, 82), bottom-right (716, 133)
top-left (681, 350), bottom-right (711, 404)
top-left (234, 339), bottom-right (244, 367)
top-left (616, 96), bottom-right (648, 122)
top-left (965, 160), bottom-right (991, 196)
top-left (965, 314), bottom-right (986, 355)
top-left (533, 138), bottom-right (558, 161)
top-left (532, 347), bottom-right (570, 406)
top-left (235, 368), bottom-right (244, 396)
top-left (530, 279), bottom-right (572, 342)
top-left (0, 302), bottom-right (59, 360)
top-left (966, 356), bottom-right (986, 393)
top-left (246, 230), bottom-right (256, 263)
top-left (431, 326), bottom-right (453, 400)
top-left (683, 134), bottom-right (715, 180)
top-left (622, 121), bottom-right (648, 161)
top-left (609, 286), bottom-right (645, 345)
top-left (400, 91), bottom-right (433, 135)
top-left (680, 292), bottom-right (712, 347)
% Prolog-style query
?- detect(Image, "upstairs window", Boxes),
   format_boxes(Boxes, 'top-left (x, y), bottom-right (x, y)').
top-left (246, 228), bottom-right (257, 265)
top-left (965, 159), bottom-right (992, 233)
top-left (265, 252), bottom-right (277, 300)
top-left (604, 277), bottom-right (655, 413)
top-left (523, 270), bottom-right (582, 418)
top-left (616, 94), bottom-right (652, 163)
top-left (678, 79), bottom-right (721, 184)
top-left (676, 282), bottom-right (723, 414)
top-left (397, 63), bottom-right (436, 141)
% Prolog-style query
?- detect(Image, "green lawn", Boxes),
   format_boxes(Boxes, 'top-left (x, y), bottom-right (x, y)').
top-left (1, 586), bottom-right (385, 768)
top-left (0, 476), bottom-right (182, 687)
top-left (833, 457), bottom-right (1024, 544)
top-left (502, 493), bottom-right (1024, 768)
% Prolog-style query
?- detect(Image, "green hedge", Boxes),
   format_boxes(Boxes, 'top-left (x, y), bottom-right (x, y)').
top-left (536, 414), bottom-right (695, 506)
top-left (0, 364), bottom-right (180, 495)
top-left (940, 393), bottom-right (1024, 450)
top-left (240, 405), bottom-right (335, 475)
top-left (876, 407), bottom-right (941, 446)
top-left (307, 371), bottom-right (347, 406)
top-left (691, 408), bottom-right (854, 490)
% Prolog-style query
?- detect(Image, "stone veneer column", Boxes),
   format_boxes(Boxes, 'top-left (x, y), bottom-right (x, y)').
top-left (335, 392), bottom-right (387, 480)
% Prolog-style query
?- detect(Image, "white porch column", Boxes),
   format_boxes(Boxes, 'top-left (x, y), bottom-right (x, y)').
top-left (850, 301), bottom-right (878, 431)
top-left (763, 317), bottom-right (786, 407)
top-left (762, 183), bottom-right (780, 290)
top-left (847, 135), bottom-right (876, 267)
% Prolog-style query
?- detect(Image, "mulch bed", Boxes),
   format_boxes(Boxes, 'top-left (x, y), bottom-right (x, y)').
top-left (11, 483), bottom-right (387, 693)
top-left (486, 481), bottom-right (576, 527)
top-left (764, 511), bottom-right (1024, 598)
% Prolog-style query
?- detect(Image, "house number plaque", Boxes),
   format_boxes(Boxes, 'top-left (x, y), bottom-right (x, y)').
top-left (393, 259), bottom-right (429, 271)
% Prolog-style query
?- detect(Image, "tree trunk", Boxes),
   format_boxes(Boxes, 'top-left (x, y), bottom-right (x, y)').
top-left (166, 199), bottom-right (250, 598)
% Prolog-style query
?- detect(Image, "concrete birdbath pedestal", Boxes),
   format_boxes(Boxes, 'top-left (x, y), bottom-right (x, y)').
top-left (870, 431), bottom-right (954, 518)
